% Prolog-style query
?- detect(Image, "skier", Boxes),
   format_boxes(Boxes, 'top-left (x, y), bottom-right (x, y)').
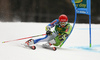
top-left (25, 14), bottom-right (72, 50)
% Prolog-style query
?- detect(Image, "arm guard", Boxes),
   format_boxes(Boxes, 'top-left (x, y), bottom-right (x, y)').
top-left (45, 19), bottom-right (59, 31)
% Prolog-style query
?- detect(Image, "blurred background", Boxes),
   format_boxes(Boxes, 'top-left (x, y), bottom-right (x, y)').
top-left (0, 0), bottom-right (100, 23)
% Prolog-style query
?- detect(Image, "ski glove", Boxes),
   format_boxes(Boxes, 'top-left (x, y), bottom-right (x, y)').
top-left (59, 33), bottom-right (69, 41)
top-left (46, 31), bottom-right (52, 35)
top-left (59, 35), bottom-right (64, 41)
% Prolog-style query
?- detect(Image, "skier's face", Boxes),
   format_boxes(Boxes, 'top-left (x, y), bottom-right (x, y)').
top-left (59, 22), bottom-right (67, 27)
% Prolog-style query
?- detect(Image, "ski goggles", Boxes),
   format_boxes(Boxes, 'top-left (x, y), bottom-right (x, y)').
top-left (59, 22), bottom-right (67, 27)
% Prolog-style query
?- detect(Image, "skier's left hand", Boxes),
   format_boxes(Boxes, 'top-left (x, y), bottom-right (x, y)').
top-left (59, 35), bottom-right (64, 41)
top-left (46, 31), bottom-right (52, 35)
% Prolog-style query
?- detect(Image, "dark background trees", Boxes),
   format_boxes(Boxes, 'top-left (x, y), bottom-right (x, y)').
top-left (0, 0), bottom-right (100, 23)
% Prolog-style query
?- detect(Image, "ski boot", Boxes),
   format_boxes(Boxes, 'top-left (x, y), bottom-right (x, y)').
top-left (52, 47), bottom-right (57, 51)
top-left (30, 46), bottom-right (36, 50)
top-left (25, 39), bottom-right (34, 46)
top-left (42, 43), bottom-right (57, 51)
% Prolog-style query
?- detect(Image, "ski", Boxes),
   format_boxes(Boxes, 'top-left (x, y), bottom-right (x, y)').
top-left (21, 43), bottom-right (36, 50)
top-left (29, 45), bottom-right (57, 51)
top-left (42, 46), bottom-right (57, 51)
top-left (21, 43), bottom-right (57, 51)
top-left (29, 46), bottom-right (36, 50)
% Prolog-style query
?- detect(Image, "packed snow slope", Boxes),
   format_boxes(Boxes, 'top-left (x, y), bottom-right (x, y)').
top-left (0, 22), bottom-right (100, 60)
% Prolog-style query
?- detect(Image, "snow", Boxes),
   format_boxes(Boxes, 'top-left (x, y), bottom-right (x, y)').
top-left (0, 22), bottom-right (100, 60)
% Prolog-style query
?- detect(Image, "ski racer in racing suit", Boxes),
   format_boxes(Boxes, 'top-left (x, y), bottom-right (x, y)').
top-left (25, 14), bottom-right (72, 49)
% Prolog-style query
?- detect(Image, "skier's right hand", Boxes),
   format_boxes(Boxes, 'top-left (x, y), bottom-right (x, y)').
top-left (46, 31), bottom-right (52, 35)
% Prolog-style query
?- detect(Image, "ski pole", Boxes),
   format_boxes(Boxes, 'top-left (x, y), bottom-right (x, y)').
top-left (2, 34), bottom-right (46, 43)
